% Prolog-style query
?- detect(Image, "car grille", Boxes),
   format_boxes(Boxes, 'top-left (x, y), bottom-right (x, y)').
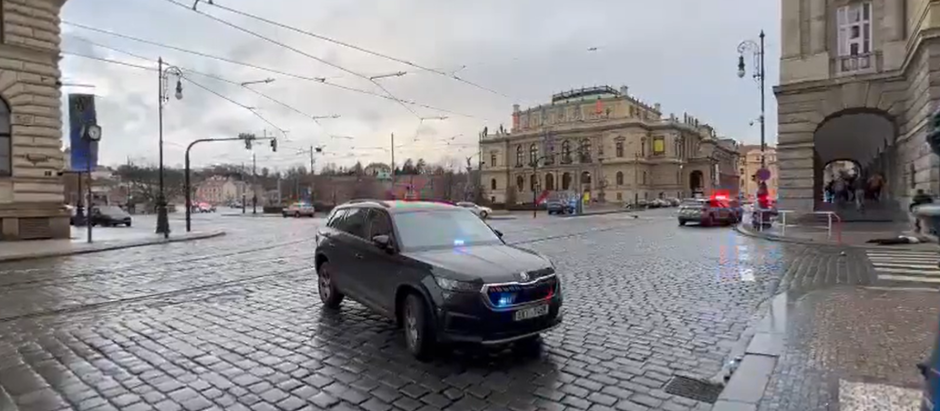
top-left (484, 275), bottom-right (557, 308)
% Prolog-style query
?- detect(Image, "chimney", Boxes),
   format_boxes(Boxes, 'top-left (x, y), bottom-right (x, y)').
top-left (513, 104), bottom-right (520, 113)
top-left (619, 86), bottom-right (629, 96)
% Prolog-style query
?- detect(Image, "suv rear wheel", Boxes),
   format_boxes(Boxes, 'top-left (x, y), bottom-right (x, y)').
top-left (403, 294), bottom-right (435, 361)
top-left (317, 262), bottom-right (344, 308)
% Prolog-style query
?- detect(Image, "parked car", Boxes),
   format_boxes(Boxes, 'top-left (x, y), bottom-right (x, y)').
top-left (283, 202), bottom-right (316, 218)
top-left (677, 198), bottom-right (741, 226)
top-left (90, 205), bottom-right (132, 227)
top-left (194, 202), bottom-right (216, 213)
top-left (314, 200), bottom-right (563, 360)
top-left (455, 202), bottom-right (493, 219)
top-left (546, 199), bottom-right (575, 215)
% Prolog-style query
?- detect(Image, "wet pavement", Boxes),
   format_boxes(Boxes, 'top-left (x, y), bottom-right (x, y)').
top-left (758, 287), bottom-right (940, 410)
top-left (0, 209), bottom-right (880, 411)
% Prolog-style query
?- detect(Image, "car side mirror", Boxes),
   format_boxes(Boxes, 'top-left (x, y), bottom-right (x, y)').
top-left (493, 229), bottom-right (503, 238)
top-left (372, 234), bottom-right (394, 252)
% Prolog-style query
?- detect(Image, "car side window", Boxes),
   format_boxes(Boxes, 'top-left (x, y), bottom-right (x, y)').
top-left (337, 207), bottom-right (368, 238)
top-left (326, 209), bottom-right (347, 228)
top-left (367, 209), bottom-right (394, 239)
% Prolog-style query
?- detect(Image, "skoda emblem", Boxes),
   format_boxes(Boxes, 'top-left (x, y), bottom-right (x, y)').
top-left (519, 271), bottom-right (530, 281)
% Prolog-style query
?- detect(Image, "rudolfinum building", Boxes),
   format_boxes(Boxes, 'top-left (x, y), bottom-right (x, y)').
top-left (480, 86), bottom-right (741, 206)
top-left (0, 0), bottom-right (71, 240)
top-left (777, 0), bottom-right (940, 221)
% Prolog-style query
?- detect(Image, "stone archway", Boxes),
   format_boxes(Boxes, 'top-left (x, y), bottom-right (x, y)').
top-left (812, 109), bottom-right (896, 216)
top-left (689, 170), bottom-right (704, 192)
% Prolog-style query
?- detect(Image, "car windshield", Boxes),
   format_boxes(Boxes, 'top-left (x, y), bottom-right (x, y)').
top-left (680, 200), bottom-right (704, 208)
top-left (97, 206), bottom-right (126, 215)
top-left (393, 209), bottom-right (501, 250)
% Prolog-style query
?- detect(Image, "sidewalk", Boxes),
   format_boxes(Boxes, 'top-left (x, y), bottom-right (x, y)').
top-left (715, 287), bottom-right (938, 410)
top-left (734, 217), bottom-right (937, 250)
top-left (0, 226), bottom-right (225, 263)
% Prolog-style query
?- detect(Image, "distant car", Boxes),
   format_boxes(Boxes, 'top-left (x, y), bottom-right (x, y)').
top-left (283, 202), bottom-right (316, 218)
top-left (194, 202), bottom-right (215, 213)
top-left (90, 205), bottom-right (132, 227)
top-left (455, 202), bottom-right (492, 219)
top-left (546, 199), bottom-right (575, 215)
top-left (677, 198), bottom-right (740, 226)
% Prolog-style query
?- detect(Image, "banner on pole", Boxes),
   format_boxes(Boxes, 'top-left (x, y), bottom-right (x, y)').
top-left (68, 94), bottom-right (99, 171)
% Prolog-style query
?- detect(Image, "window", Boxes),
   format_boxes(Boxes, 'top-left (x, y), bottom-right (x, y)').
top-left (335, 207), bottom-right (368, 238)
top-left (529, 143), bottom-right (538, 166)
top-left (616, 192), bottom-right (622, 201)
top-left (392, 210), bottom-right (502, 250)
top-left (640, 139), bottom-right (646, 157)
top-left (515, 145), bottom-right (523, 167)
top-left (642, 171), bottom-right (647, 185)
top-left (616, 171), bottom-right (624, 185)
top-left (367, 209), bottom-right (393, 239)
top-left (490, 178), bottom-right (497, 190)
top-left (0, 97), bottom-right (9, 176)
top-left (516, 175), bottom-right (524, 191)
top-left (653, 136), bottom-right (665, 156)
top-left (579, 139), bottom-right (591, 162)
top-left (326, 209), bottom-right (348, 228)
top-left (490, 152), bottom-right (497, 168)
top-left (561, 140), bottom-right (572, 163)
top-left (837, 2), bottom-right (872, 73)
top-left (545, 173), bottom-right (555, 190)
top-left (616, 141), bottom-right (624, 158)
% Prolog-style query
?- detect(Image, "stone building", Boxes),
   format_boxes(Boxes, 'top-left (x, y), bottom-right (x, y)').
top-left (777, 0), bottom-right (939, 220)
top-left (480, 86), bottom-right (740, 205)
top-left (738, 144), bottom-right (779, 201)
top-left (0, 0), bottom-right (70, 240)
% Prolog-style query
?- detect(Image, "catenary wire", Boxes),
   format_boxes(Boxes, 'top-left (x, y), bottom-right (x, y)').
top-left (161, 0), bottom-right (421, 119)
top-left (199, 0), bottom-right (513, 100)
top-left (61, 21), bottom-right (483, 120)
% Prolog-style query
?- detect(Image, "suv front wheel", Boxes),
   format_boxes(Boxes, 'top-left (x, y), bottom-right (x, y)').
top-left (403, 294), bottom-right (435, 361)
top-left (317, 262), bottom-right (344, 308)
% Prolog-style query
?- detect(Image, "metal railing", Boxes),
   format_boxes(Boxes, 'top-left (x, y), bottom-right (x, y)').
top-left (748, 208), bottom-right (841, 244)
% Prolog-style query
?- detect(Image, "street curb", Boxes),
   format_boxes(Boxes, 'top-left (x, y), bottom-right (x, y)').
top-left (220, 213), bottom-right (285, 218)
top-left (0, 230), bottom-right (226, 263)
top-left (731, 223), bottom-right (932, 251)
top-left (555, 209), bottom-right (634, 218)
top-left (710, 292), bottom-right (787, 411)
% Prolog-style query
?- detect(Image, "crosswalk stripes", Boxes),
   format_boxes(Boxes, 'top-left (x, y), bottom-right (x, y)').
top-left (865, 249), bottom-right (940, 284)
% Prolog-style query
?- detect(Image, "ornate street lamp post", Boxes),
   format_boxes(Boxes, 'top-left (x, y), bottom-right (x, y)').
top-left (156, 57), bottom-right (183, 238)
top-left (737, 31), bottom-right (767, 168)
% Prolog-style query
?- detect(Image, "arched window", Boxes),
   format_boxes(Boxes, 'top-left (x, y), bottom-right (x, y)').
top-left (490, 152), bottom-right (497, 168)
top-left (615, 141), bottom-right (624, 158)
top-left (515, 145), bottom-right (523, 166)
top-left (545, 173), bottom-right (555, 190)
top-left (674, 138), bottom-right (681, 158)
top-left (616, 171), bottom-right (624, 185)
top-left (0, 97), bottom-right (10, 176)
top-left (490, 178), bottom-right (497, 190)
top-left (516, 175), bottom-right (524, 191)
top-left (561, 140), bottom-right (572, 163)
top-left (640, 138), bottom-right (646, 157)
top-left (562, 173), bottom-right (571, 190)
top-left (579, 139), bottom-right (591, 162)
top-left (529, 144), bottom-right (538, 166)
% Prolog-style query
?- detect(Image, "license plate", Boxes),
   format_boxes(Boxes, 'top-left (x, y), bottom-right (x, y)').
top-left (513, 304), bottom-right (549, 321)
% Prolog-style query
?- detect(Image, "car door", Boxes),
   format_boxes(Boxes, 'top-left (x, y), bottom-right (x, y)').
top-left (331, 207), bottom-right (373, 300)
top-left (319, 209), bottom-right (354, 287)
top-left (359, 209), bottom-right (401, 312)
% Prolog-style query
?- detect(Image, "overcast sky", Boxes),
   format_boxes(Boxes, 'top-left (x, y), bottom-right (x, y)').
top-left (59, 0), bottom-right (779, 172)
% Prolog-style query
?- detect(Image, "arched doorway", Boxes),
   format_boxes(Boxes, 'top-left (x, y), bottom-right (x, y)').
top-left (689, 170), bottom-right (704, 192)
top-left (562, 172), bottom-right (572, 190)
top-left (515, 175), bottom-right (524, 192)
top-left (813, 109), bottom-right (896, 217)
top-left (545, 173), bottom-right (555, 191)
top-left (581, 171), bottom-right (592, 194)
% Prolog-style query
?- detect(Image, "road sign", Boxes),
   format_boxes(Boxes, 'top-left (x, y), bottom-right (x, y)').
top-left (756, 168), bottom-right (771, 181)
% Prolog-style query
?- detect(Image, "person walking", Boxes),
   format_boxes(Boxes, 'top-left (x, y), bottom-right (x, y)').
top-left (911, 189), bottom-right (934, 233)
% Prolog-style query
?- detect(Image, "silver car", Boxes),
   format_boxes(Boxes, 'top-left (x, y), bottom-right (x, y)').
top-left (282, 202), bottom-right (316, 218)
top-left (455, 202), bottom-right (493, 219)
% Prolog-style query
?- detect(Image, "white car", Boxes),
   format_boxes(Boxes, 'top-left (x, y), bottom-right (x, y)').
top-left (455, 202), bottom-right (492, 219)
top-left (282, 202), bottom-right (316, 218)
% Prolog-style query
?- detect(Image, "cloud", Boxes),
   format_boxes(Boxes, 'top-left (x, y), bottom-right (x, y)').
top-left (60, 0), bottom-right (779, 171)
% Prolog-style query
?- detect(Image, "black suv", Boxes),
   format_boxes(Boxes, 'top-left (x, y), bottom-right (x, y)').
top-left (315, 200), bottom-right (563, 359)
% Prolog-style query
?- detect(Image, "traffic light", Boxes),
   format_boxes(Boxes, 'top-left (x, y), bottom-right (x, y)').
top-left (270, 138), bottom-right (277, 152)
top-left (315, 146), bottom-right (323, 153)
top-left (245, 138), bottom-right (252, 150)
top-left (929, 108), bottom-right (940, 156)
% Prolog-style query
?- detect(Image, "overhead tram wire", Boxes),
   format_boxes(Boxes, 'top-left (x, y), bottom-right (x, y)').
top-left (60, 22), bottom-right (484, 121)
top-left (61, 52), bottom-right (287, 138)
top-left (65, 36), bottom-right (331, 130)
top-left (161, 0), bottom-right (421, 119)
top-left (199, 0), bottom-right (513, 100)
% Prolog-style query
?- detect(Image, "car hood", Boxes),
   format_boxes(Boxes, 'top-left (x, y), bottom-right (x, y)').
top-left (404, 244), bottom-right (552, 283)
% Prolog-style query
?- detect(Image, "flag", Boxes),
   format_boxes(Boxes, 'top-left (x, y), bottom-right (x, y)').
top-left (595, 99), bottom-right (603, 114)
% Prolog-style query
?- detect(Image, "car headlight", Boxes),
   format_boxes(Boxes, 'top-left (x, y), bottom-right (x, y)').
top-left (434, 277), bottom-right (481, 292)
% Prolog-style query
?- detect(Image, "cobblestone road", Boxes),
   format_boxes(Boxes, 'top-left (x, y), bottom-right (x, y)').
top-left (0, 210), bottom-right (816, 411)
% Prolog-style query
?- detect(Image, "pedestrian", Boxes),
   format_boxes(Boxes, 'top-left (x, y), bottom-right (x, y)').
top-left (911, 189), bottom-right (933, 233)
top-left (867, 173), bottom-right (885, 201)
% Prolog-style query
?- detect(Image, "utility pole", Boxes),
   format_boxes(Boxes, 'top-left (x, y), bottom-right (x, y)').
top-left (390, 133), bottom-right (396, 195)
top-left (309, 145), bottom-right (315, 173)
top-left (252, 151), bottom-right (257, 214)
top-left (241, 161), bottom-right (246, 214)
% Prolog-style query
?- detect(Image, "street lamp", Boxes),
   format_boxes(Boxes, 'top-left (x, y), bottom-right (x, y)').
top-left (156, 57), bottom-right (183, 239)
top-left (737, 31), bottom-right (767, 169)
